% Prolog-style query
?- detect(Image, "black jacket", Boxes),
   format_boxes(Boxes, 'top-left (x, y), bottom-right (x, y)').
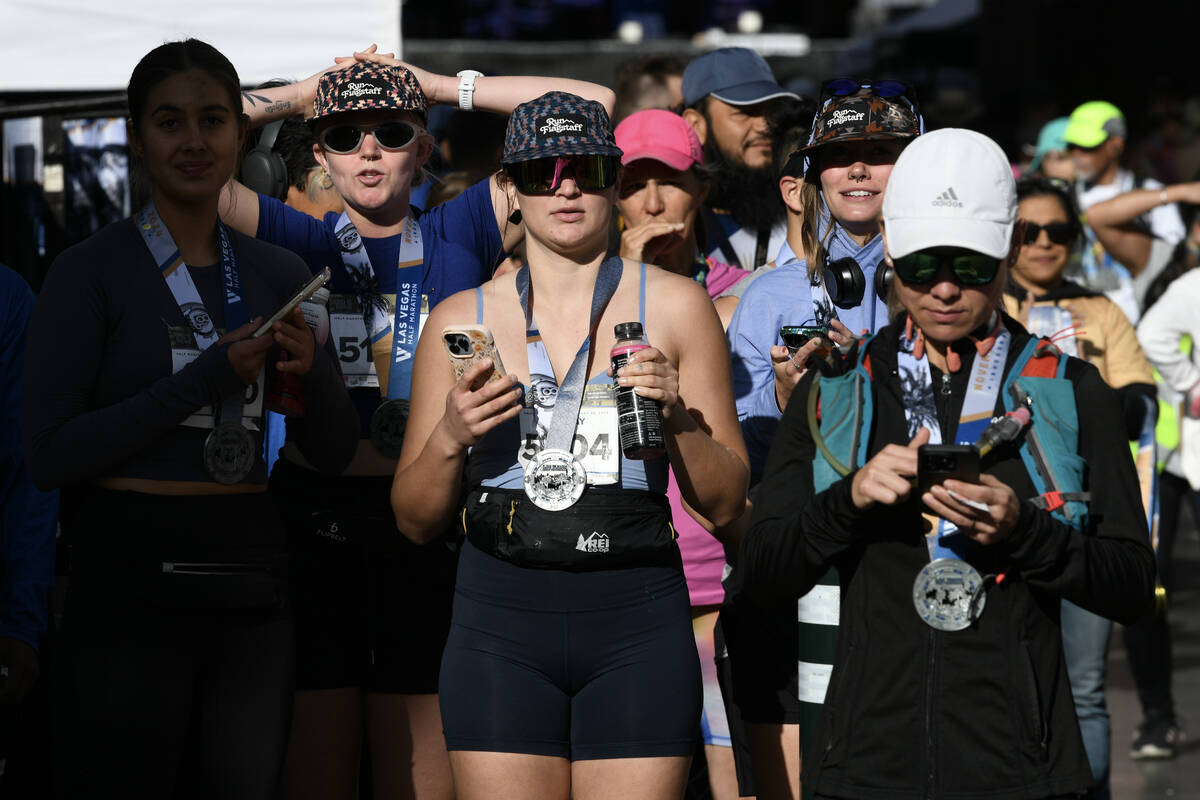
top-left (741, 316), bottom-right (1156, 799)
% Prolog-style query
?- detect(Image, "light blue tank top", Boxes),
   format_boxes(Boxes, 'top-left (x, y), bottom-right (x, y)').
top-left (466, 262), bottom-right (668, 492)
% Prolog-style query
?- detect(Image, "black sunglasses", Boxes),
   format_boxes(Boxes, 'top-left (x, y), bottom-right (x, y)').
top-left (319, 121), bottom-right (423, 155)
top-left (821, 77), bottom-right (914, 101)
top-left (1022, 221), bottom-right (1076, 246)
top-left (892, 250), bottom-right (1002, 287)
top-left (504, 155), bottom-right (620, 195)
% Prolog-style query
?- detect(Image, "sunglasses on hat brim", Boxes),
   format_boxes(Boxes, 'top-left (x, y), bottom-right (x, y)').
top-left (504, 155), bottom-right (620, 195)
top-left (318, 121), bottom-right (425, 155)
top-left (892, 250), bottom-right (1002, 287)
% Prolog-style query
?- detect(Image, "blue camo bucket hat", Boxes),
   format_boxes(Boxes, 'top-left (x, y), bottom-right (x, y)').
top-left (501, 91), bottom-right (622, 165)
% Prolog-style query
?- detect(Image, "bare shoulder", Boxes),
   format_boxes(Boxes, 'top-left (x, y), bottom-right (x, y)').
top-left (633, 259), bottom-right (713, 313)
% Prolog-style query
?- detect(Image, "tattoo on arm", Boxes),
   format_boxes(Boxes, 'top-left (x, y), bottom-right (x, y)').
top-left (264, 101), bottom-right (292, 115)
top-left (241, 91), bottom-right (272, 108)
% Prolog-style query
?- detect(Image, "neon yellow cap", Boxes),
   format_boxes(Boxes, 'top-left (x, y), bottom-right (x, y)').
top-left (1063, 101), bottom-right (1125, 149)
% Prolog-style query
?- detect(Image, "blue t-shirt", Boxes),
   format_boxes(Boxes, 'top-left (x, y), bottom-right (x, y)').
top-left (255, 179), bottom-right (504, 435)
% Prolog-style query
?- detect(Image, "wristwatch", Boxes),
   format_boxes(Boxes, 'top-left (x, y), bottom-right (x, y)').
top-left (456, 70), bottom-right (484, 112)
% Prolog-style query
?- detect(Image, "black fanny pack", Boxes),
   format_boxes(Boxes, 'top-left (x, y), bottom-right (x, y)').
top-left (461, 487), bottom-right (678, 570)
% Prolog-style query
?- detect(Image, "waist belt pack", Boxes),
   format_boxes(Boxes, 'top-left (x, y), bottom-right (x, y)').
top-left (461, 487), bottom-right (678, 570)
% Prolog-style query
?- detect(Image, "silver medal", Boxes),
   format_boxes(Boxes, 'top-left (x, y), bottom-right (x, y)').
top-left (524, 448), bottom-right (586, 511)
top-left (370, 398), bottom-right (410, 458)
top-left (203, 421), bottom-right (256, 485)
top-left (912, 558), bottom-right (986, 631)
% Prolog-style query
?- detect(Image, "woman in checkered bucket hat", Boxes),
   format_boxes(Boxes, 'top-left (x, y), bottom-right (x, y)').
top-left (392, 91), bottom-right (750, 799)
top-left (212, 48), bottom-right (616, 800)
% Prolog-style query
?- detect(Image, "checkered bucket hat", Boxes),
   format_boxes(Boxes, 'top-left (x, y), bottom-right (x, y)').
top-left (312, 62), bottom-right (427, 122)
top-left (501, 91), bottom-right (622, 165)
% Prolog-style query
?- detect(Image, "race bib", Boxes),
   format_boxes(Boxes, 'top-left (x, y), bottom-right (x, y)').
top-left (518, 382), bottom-right (619, 485)
top-left (169, 326), bottom-right (264, 430)
top-left (329, 293), bottom-right (429, 389)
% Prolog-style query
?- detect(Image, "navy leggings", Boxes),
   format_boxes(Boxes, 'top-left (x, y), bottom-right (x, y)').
top-left (439, 542), bottom-right (701, 760)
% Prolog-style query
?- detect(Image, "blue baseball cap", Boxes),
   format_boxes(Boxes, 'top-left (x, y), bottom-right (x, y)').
top-left (682, 47), bottom-right (799, 108)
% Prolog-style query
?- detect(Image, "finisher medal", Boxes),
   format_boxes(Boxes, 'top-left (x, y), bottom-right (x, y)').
top-left (370, 398), bottom-right (410, 458)
top-left (203, 421), bottom-right (256, 485)
top-left (524, 448), bottom-right (587, 511)
top-left (912, 558), bottom-right (986, 632)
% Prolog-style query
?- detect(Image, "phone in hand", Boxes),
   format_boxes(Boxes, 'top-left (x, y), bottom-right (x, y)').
top-left (917, 444), bottom-right (981, 498)
top-left (253, 267), bottom-right (332, 338)
top-left (441, 325), bottom-right (508, 384)
top-left (780, 324), bottom-right (833, 355)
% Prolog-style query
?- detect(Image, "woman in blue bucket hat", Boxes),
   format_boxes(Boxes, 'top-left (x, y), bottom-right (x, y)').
top-left (391, 92), bottom-right (749, 799)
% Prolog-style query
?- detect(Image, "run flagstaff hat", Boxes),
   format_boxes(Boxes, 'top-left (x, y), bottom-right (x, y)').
top-left (801, 90), bottom-right (920, 152)
top-left (1062, 101), bottom-right (1126, 149)
top-left (681, 47), bottom-right (799, 108)
top-left (312, 62), bottom-right (427, 122)
top-left (1030, 116), bottom-right (1069, 171)
top-left (881, 128), bottom-right (1016, 260)
top-left (613, 109), bottom-right (704, 170)
top-left (501, 91), bottom-right (622, 165)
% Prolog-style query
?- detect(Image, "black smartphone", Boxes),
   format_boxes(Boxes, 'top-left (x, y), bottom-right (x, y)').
top-left (780, 324), bottom-right (832, 355)
top-left (917, 444), bottom-right (980, 497)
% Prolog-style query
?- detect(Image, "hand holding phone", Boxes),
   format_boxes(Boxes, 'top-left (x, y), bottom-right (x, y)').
top-left (254, 267), bottom-right (332, 338)
top-left (442, 325), bottom-right (508, 384)
top-left (917, 444), bottom-right (981, 499)
top-left (780, 324), bottom-right (833, 356)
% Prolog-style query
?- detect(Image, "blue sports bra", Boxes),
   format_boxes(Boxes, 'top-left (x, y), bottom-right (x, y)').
top-left (466, 262), bottom-right (668, 492)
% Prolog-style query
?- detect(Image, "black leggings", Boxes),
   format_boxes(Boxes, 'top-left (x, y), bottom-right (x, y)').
top-left (53, 489), bottom-right (292, 799)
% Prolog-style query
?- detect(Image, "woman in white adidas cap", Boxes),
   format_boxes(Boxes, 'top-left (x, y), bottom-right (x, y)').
top-left (740, 128), bottom-right (1154, 798)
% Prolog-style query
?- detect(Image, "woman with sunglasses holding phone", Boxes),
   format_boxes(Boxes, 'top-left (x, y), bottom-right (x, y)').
top-left (391, 92), bottom-right (749, 800)
top-left (740, 129), bottom-right (1154, 799)
top-left (23, 39), bottom-right (358, 797)
top-left (216, 56), bottom-right (615, 800)
top-left (1004, 177), bottom-right (1156, 798)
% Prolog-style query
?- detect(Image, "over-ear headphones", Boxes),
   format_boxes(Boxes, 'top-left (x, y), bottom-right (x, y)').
top-left (242, 120), bottom-right (288, 200)
top-left (821, 255), bottom-right (892, 308)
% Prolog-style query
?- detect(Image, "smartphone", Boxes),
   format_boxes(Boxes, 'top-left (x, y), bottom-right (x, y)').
top-left (253, 267), bottom-right (332, 338)
top-left (442, 325), bottom-right (508, 384)
top-left (917, 444), bottom-right (981, 498)
top-left (780, 324), bottom-right (832, 355)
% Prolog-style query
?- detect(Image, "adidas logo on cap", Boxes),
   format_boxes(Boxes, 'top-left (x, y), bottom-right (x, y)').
top-left (932, 187), bottom-right (963, 208)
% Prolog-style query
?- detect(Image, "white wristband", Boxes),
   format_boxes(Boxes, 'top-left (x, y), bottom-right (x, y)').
top-left (456, 70), bottom-right (484, 112)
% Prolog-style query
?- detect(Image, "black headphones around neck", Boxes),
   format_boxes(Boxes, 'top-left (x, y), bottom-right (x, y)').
top-left (242, 120), bottom-right (288, 201)
top-left (821, 255), bottom-right (891, 308)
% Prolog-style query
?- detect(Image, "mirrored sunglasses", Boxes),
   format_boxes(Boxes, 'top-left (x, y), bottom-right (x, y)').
top-left (505, 155), bottom-right (620, 195)
top-left (892, 250), bottom-right (1002, 287)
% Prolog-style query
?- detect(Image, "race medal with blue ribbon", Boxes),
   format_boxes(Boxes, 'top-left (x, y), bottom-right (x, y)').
top-left (138, 204), bottom-right (256, 484)
top-left (516, 258), bottom-right (623, 511)
top-left (896, 316), bottom-right (1009, 629)
top-left (334, 213), bottom-right (424, 458)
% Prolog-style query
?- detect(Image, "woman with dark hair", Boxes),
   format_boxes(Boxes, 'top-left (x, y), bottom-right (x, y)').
top-left (391, 91), bottom-right (748, 800)
top-left (1003, 175), bottom-right (1157, 798)
top-left (216, 51), bottom-right (615, 800)
top-left (22, 39), bottom-right (357, 796)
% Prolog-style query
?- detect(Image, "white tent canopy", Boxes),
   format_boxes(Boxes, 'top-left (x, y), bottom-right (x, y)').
top-left (0, 0), bottom-right (401, 92)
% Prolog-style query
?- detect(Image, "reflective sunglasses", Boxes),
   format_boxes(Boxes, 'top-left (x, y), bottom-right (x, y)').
top-left (318, 121), bottom-right (424, 155)
top-left (1022, 221), bottom-right (1076, 245)
top-left (505, 155), bottom-right (620, 195)
top-left (892, 250), bottom-right (1002, 287)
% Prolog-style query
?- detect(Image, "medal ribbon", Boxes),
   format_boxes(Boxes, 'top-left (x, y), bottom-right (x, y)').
top-left (334, 212), bottom-right (424, 400)
top-left (895, 313), bottom-right (1009, 560)
top-left (515, 257), bottom-right (623, 455)
top-left (138, 203), bottom-right (249, 425)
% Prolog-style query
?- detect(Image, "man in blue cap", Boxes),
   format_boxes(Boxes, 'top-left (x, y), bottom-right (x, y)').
top-left (681, 47), bottom-right (800, 271)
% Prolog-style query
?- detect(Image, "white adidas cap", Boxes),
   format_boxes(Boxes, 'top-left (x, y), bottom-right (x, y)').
top-left (881, 128), bottom-right (1016, 260)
